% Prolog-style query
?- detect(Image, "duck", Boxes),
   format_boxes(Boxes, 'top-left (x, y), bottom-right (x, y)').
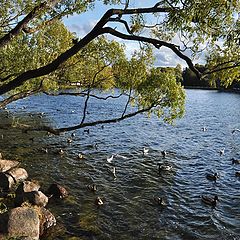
top-left (112, 167), bottom-right (117, 179)
top-left (59, 148), bottom-right (64, 155)
top-left (219, 148), bottom-right (225, 156)
top-left (158, 163), bottom-right (172, 172)
top-left (42, 148), bottom-right (48, 154)
top-left (232, 158), bottom-right (240, 164)
top-left (107, 155), bottom-right (114, 163)
top-left (143, 147), bottom-right (149, 155)
top-left (201, 127), bottom-right (207, 132)
top-left (206, 173), bottom-right (219, 182)
top-left (84, 129), bottom-right (90, 134)
top-left (201, 195), bottom-right (218, 206)
top-left (67, 138), bottom-right (72, 144)
top-left (161, 150), bottom-right (167, 158)
top-left (232, 128), bottom-right (240, 134)
top-left (87, 184), bottom-right (97, 192)
top-left (95, 197), bottom-right (104, 206)
top-left (235, 171), bottom-right (240, 177)
top-left (77, 153), bottom-right (84, 159)
top-left (153, 197), bottom-right (166, 206)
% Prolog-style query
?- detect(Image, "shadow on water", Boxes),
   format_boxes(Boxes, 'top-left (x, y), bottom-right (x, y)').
top-left (0, 90), bottom-right (240, 239)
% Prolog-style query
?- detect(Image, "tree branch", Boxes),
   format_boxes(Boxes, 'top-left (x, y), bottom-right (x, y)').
top-left (103, 27), bottom-right (201, 79)
top-left (0, 4), bottom-right (178, 95)
top-left (0, 0), bottom-right (60, 48)
top-left (204, 62), bottom-right (240, 75)
top-left (122, 87), bottom-right (132, 117)
top-left (55, 103), bottom-right (156, 133)
top-left (0, 81), bottom-right (43, 108)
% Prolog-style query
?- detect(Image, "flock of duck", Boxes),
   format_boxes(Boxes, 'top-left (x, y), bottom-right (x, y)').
top-left (198, 128), bottom-right (240, 207)
top-left (44, 127), bottom-right (240, 208)
top-left (98, 127), bottom-right (240, 208)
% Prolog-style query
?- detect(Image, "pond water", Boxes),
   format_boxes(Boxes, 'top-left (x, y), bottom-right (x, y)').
top-left (0, 89), bottom-right (240, 240)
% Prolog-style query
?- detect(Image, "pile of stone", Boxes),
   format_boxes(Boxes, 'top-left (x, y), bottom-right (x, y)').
top-left (0, 155), bottom-right (68, 239)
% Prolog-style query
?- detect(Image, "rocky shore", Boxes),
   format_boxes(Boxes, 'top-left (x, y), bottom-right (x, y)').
top-left (0, 154), bottom-right (68, 239)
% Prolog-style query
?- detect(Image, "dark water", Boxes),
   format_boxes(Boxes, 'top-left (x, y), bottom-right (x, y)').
top-left (0, 89), bottom-right (240, 240)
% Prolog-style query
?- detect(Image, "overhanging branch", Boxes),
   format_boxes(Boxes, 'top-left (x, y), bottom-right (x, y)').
top-left (103, 27), bottom-right (201, 79)
top-left (9, 104), bottom-right (156, 134)
top-left (0, 0), bottom-right (60, 48)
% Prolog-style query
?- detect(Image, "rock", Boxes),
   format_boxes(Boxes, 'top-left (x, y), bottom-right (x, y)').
top-left (16, 180), bottom-right (41, 194)
top-left (0, 159), bottom-right (19, 172)
top-left (47, 183), bottom-right (68, 199)
top-left (15, 191), bottom-right (48, 207)
top-left (7, 206), bottom-right (40, 240)
top-left (0, 206), bottom-right (57, 239)
top-left (39, 207), bottom-right (56, 236)
top-left (0, 167), bottom-right (28, 190)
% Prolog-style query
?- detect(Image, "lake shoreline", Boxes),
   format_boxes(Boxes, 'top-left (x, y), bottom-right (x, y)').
top-left (184, 86), bottom-right (240, 93)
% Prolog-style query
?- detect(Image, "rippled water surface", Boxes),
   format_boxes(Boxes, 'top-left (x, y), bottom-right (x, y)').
top-left (1, 89), bottom-right (240, 240)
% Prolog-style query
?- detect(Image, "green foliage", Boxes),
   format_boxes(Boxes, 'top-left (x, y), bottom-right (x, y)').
top-left (1, 0), bottom-right (239, 127)
top-left (136, 68), bottom-right (185, 123)
top-left (0, 20), bottom-right (74, 92)
top-left (205, 44), bottom-right (240, 87)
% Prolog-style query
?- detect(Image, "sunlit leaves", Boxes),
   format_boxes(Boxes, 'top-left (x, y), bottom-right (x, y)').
top-left (136, 67), bottom-right (185, 123)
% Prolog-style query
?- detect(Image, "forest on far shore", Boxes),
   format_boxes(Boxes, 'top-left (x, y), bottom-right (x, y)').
top-left (158, 64), bottom-right (240, 90)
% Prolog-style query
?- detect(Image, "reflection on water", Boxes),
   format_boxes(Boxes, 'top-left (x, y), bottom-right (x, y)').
top-left (0, 89), bottom-right (240, 239)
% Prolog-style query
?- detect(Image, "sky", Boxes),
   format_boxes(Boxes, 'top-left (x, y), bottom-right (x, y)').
top-left (63, 1), bottom-right (205, 69)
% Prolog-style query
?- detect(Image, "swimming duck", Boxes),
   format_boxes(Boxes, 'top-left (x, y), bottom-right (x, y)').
top-left (42, 148), bottom-right (48, 154)
top-left (201, 195), bottom-right (218, 206)
top-left (84, 129), bottom-right (90, 134)
top-left (143, 147), bottom-right (149, 155)
top-left (232, 158), bottom-right (240, 164)
top-left (161, 150), bottom-right (167, 158)
top-left (107, 155), bottom-right (114, 163)
top-left (219, 148), bottom-right (225, 156)
top-left (232, 128), bottom-right (240, 134)
top-left (112, 167), bottom-right (117, 179)
top-left (235, 171), bottom-right (240, 177)
top-left (158, 163), bottom-right (172, 172)
top-left (95, 197), bottom-right (104, 206)
top-left (153, 197), bottom-right (166, 206)
top-left (87, 184), bottom-right (97, 192)
top-left (59, 148), bottom-right (64, 155)
top-left (67, 138), bottom-right (72, 144)
top-left (77, 153), bottom-right (84, 159)
top-left (206, 173), bottom-right (219, 182)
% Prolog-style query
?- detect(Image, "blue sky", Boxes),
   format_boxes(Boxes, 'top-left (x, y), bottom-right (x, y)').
top-left (63, 1), bottom-right (204, 68)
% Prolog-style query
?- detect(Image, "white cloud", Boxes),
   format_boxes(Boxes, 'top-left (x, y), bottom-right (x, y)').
top-left (154, 47), bottom-right (188, 68)
top-left (63, 13), bottom-right (98, 37)
top-left (63, 2), bottom-right (207, 69)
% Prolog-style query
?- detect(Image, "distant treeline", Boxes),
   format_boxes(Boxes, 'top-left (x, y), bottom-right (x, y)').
top-left (157, 64), bottom-right (240, 90)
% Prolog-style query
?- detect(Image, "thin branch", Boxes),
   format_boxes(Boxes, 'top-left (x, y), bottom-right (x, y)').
top-left (43, 91), bottom-right (126, 100)
top-left (122, 87), bottom-right (132, 117)
top-left (80, 64), bottom-right (110, 125)
top-left (109, 18), bottom-right (132, 34)
top-left (204, 62), bottom-right (240, 75)
top-left (0, 81), bottom-right (43, 108)
top-left (124, 0), bottom-right (130, 10)
top-left (55, 103), bottom-right (156, 133)
top-left (103, 27), bottom-right (201, 79)
top-left (0, 0), bottom-right (60, 48)
top-left (22, 15), bottom-right (61, 34)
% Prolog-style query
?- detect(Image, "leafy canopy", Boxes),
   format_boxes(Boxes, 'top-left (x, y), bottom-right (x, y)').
top-left (0, 0), bottom-right (239, 132)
